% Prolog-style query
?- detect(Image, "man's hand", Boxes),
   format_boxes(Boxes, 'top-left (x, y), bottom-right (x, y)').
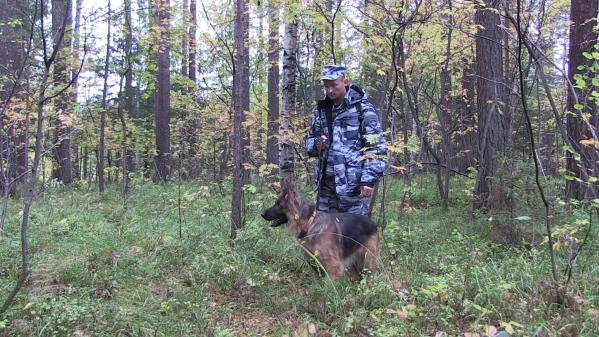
top-left (315, 135), bottom-right (329, 151)
top-left (360, 185), bottom-right (374, 198)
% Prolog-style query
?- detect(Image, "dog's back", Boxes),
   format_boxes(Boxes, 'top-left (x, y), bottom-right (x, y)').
top-left (325, 213), bottom-right (377, 258)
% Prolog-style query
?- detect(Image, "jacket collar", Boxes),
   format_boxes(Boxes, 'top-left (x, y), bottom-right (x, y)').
top-left (317, 84), bottom-right (366, 110)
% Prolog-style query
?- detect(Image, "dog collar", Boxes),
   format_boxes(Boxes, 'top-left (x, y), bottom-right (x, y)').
top-left (297, 210), bottom-right (317, 239)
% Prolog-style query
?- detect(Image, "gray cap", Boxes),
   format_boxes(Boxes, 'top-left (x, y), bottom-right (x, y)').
top-left (320, 64), bottom-right (347, 80)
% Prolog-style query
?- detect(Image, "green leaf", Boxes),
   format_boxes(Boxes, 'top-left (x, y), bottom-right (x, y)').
top-left (562, 144), bottom-right (574, 154)
top-left (243, 184), bottom-right (257, 194)
top-left (582, 52), bottom-right (592, 60)
top-left (592, 77), bottom-right (599, 87)
top-left (574, 103), bottom-right (584, 110)
top-left (575, 79), bottom-right (587, 89)
top-left (514, 215), bottom-right (531, 221)
top-left (593, 52), bottom-right (599, 60)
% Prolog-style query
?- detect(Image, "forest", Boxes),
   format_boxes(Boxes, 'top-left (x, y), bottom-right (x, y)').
top-left (0, 0), bottom-right (598, 336)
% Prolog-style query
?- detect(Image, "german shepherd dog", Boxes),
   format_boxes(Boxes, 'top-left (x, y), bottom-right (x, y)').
top-left (261, 181), bottom-right (378, 281)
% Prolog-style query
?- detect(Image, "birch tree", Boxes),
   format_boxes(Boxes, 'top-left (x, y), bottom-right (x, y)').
top-left (279, 1), bottom-right (298, 181)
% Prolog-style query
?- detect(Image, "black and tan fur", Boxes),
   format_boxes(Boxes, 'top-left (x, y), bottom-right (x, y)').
top-left (261, 181), bottom-right (378, 281)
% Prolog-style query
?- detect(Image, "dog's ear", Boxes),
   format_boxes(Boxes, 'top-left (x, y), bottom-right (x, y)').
top-left (280, 179), bottom-right (298, 202)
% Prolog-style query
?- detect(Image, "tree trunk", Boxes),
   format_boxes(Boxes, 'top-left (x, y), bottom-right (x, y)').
top-left (83, 146), bottom-right (88, 180)
top-left (565, 0), bottom-right (599, 200)
top-left (435, 0), bottom-right (454, 210)
top-left (0, 1), bottom-right (62, 311)
top-left (473, 0), bottom-right (509, 209)
top-left (71, 0), bottom-right (82, 106)
top-left (98, 0), bottom-right (112, 193)
top-left (231, 0), bottom-right (251, 238)
top-left (537, 67), bottom-right (556, 176)
top-left (185, 0), bottom-right (199, 176)
top-left (189, 0), bottom-right (197, 83)
top-left (455, 55), bottom-right (477, 174)
top-left (123, 0), bottom-right (136, 174)
top-left (0, 0), bottom-right (28, 197)
top-left (124, 0), bottom-right (134, 117)
top-left (0, 0), bottom-right (24, 223)
top-left (153, 0), bottom-right (171, 181)
top-left (401, 92), bottom-right (413, 185)
top-left (279, 6), bottom-right (298, 181)
top-left (118, 75), bottom-right (129, 200)
top-left (266, 0), bottom-right (280, 165)
top-left (52, 0), bottom-right (73, 184)
top-left (218, 131), bottom-right (231, 185)
top-left (182, 0), bottom-right (189, 77)
top-left (311, 0), bottom-right (332, 103)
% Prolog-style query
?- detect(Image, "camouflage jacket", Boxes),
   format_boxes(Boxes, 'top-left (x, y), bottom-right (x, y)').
top-left (305, 85), bottom-right (387, 196)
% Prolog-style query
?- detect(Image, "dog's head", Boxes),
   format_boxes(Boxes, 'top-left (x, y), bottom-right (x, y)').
top-left (261, 201), bottom-right (288, 227)
top-left (261, 180), bottom-right (299, 227)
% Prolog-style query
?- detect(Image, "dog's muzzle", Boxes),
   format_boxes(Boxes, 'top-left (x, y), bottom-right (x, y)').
top-left (261, 207), bottom-right (288, 227)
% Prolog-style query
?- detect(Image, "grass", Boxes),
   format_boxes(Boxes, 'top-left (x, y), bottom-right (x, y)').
top-left (0, 174), bottom-right (598, 336)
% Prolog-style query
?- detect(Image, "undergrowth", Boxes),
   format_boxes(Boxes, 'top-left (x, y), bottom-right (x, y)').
top-left (0, 175), bottom-right (597, 336)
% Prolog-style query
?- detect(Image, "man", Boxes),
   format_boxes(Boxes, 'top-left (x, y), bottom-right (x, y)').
top-left (305, 64), bottom-right (387, 216)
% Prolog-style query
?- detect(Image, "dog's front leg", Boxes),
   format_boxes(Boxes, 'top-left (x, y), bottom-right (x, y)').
top-left (318, 253), bottom-right (344, 281)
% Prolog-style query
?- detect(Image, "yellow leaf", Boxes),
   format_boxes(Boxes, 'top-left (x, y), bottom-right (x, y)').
top-left (580, 138), bottom-right (598, 147)
top-left (500, 320), bottom-right (522, 334)
top-left (553, 241), bottom-right (561, 251)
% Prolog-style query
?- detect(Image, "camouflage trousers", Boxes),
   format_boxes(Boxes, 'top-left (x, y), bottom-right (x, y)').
top-left (316, 176), bottom-right (369, 216)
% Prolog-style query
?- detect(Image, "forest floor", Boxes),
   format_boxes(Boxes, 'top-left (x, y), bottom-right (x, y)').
top-left (0, 175), bottom-right (598, 336)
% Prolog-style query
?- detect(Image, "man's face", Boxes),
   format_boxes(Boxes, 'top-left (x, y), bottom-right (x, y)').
top-left (322, 77), bottom-right (348, 103)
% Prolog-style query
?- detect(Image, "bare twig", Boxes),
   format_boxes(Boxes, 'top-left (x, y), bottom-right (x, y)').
top-left (510, 0), bottom-right (558, 286)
